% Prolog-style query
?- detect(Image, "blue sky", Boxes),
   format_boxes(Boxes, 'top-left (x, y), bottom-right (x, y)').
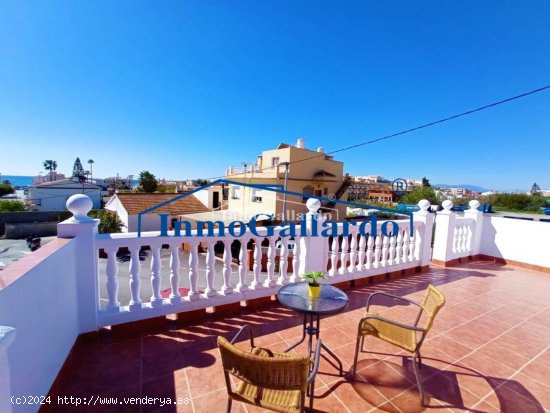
top-left (1, 1), bottom-right (549, 190)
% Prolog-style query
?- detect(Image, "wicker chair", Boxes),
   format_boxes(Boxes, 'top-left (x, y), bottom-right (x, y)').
top-left (351, 284), bottom-right (445, 404)
top-left (218, 325), bottom-right (321, 413)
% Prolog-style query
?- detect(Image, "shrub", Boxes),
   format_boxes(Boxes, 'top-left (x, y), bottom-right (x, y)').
top-left (89, 210), bottom-right (125, 233)
top-left (0, 200), bottom-right (26, 212)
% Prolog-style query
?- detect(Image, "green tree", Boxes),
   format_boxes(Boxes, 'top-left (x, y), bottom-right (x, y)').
top-left (482, 193), bottom-right (549, 212)
top-left (43, 160), bottom-right (58, 181)
top-left (138, 170), bottom-right (158, 193)
top-left (193, 179), bottom-right (209, 187)
top-left (0, 182), bottom-right (15, 197)
top-left (87, 159), bottom-right (95, 182)
top-left (157, 184), bottom-right (177, 193)
top-left (0, 200), bottom-right (26, 212)
top-left (72, 157), bottom-right (86, 182)
top-left (89, 210), bottom-right (125, 233)
top-left (530, 182), bottom-right (541, 196)
top-left (400, 186), bottom-right (440, 205)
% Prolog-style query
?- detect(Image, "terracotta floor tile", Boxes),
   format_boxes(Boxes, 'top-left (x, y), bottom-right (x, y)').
top-left (425, 335), bottom-right (473, 361)
top-left (482, 378), bottom-right (546, 413)
top-left (477, 341), bottom-right (531, 371)
top-left (331, 379), bottom-right (383, 413)
top-left (185, 355), bottom-right (226, 398)
top-left (460, 352), bottom-right (516, 380)
top-left (50, 264), bottom-right (550, 413)
top-left (519, 361), bottom-right (550, 387)
top-left (513, 372), bottom-right (550, 410)
top-left (495, 335), bottom-right (543, 359)
top-left (191, 388), bottom-right (247, 413)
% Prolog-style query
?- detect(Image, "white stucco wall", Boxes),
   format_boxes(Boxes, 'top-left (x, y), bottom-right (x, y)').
top-left (29, 187), bottom-right (101, 212)
top-left (0, 240), bottom-right (79, 413)
top-left (127, 213), bottom-right (165, 233)
top-left (480, 216), bottom-right (550, 268)
top-left (194, 189), bottom-right (210, 208)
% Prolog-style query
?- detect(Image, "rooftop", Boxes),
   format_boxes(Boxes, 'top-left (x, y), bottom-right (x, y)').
top-left (51, 261), bottom-right (550, 413)
top-left (105, 193), bottom-right (210, 216)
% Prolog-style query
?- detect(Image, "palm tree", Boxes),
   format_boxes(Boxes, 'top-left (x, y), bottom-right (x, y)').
top-left (87, 159), bottom-right (94, 183)
top-left (43, 160), bottom-right (58, 182)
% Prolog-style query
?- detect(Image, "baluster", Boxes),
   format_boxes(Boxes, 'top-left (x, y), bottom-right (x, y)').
top-left (395, 230), bottom-right (403, 265)
top-left (389, 232), bottom-right (397, 266)
top-left (236, 238), bottom-right (249, 292)
top-left (373, 235), bottom-right (382, 268)
top-left (365, 235), bottom-right (374, 269)
top-left (464, 225), bottom-right (472, 252)
top-left (169, 243), bottom-right (181, 303)
top-left (128, 245), bottom-right (142, 309)
top-left (382, 235), bottom-right (389, 267)
top-left (221, 239), bottom-right (233, 294)
top-left (203, 241), bottom-right (217, 297)
top-left (466, 225), bottom-right (473, 252)
top-left (277, 238), bottom-right (289, 285)
top-left (329, 237), bottom-right (338, 276)
top-left (357, 234), bottom-right (366, 271)
top-left (290, 236), bottom-right (300, 283)
top-left (452, 226), bottom-right (459, 254)
top-left (264, 237), bottom-right (276, 287)
top-left (187, 241), bottom-right (200, 300)
top-left (150, 244), bottom-right (163, 306)
top-left (402, 229), bottom-right (410, 264)
top-left (105, 246), bottom-right (120, 311)
top-left (348, 232), bottom-right (358, 273)
top-left (339, 235), bottom-right (348, 275)
top-left (413, 225), bottom-right (421, 261)
top-left (251, 238), bottom-right (262, 289)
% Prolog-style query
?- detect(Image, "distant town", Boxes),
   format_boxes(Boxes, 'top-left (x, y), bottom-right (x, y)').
top-left (1, 139), bottom-right (549, 241)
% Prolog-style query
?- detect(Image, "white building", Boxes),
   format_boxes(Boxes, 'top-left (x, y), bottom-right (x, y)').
top-left (27, 179), bottom-right (102, 211)
top-left (104, 193), bottom-right (210, 232)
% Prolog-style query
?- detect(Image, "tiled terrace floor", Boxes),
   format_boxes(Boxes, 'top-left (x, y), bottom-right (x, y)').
top-left (50, 262), bottom-right (550, 413)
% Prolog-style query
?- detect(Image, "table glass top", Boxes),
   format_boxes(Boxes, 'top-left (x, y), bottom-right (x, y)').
top-left (277, 282), bottom-right (349, 315)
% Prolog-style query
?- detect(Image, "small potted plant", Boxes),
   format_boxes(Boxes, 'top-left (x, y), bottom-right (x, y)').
top-left (303, 271), bottom-right (325, 298)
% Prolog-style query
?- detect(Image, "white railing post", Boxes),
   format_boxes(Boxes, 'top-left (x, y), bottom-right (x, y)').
top-left (57, 194), bottom-right (100, 333)
top-left (0, 326), bottom-right (16, 413)
top-left (412, 199), bottom-right (435, 267)
top-left (432, 200), bottom-right (456, 263)
top-left (464, 200), bottom-right (484, 256)
top-left (298, 199), bottom-right (329, 276)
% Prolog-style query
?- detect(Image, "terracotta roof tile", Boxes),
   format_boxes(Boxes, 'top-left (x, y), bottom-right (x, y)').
top-left (115, 193), bottom-right (210, 215)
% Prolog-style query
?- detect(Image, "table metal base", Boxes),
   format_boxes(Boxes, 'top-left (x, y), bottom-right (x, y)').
top-left (285, 312), bottom-right (344, 376)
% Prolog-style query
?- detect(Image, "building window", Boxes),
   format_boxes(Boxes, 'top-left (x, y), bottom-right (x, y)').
top-left (302, 185), bottom-right (314, 203)
top-left (271, 157), bottom-right (280, 167)
top-left (251, 189), bottom-right (263, 202)
top-left (231, 186), bottom-right (241, 199)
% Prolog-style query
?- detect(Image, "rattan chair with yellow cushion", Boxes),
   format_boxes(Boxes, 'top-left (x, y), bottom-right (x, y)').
top-left (351, 284), bottom-right (445, 404)
top-left (218, 325), bottom-right (321, 413)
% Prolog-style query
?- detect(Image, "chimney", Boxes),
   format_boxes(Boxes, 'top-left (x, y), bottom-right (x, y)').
top-left (296, 138), bottom-right (305, 149)
top-left (317, 147), bottom-right (325, 154)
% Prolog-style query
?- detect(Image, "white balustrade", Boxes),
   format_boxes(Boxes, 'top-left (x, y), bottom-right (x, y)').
top-left (91, 198), bottom-right (434, 328)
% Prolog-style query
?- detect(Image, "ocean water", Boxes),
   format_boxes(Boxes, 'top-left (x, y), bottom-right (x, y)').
top-left (0, 175), bottom-right (33, 187)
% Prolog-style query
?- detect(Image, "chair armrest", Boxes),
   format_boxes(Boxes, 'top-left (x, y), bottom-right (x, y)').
top-left (230, 324), bottom-right (255, 347)
top-left (366, 292), bottom-right (422, 312)
top-left (361, 314), bottom-right (425, 333)
top-left (307, 339), bottom-right (322, 385)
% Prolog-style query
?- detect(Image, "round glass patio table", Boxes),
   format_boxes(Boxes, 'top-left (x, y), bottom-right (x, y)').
top-left (277, 282), bottom-right (349, 375)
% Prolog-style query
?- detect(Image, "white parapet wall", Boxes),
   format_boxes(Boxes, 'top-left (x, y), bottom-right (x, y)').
top-left (480, 216), bottom-right (550, 270)
top-left (0, 239), bottom-right (80, 413)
